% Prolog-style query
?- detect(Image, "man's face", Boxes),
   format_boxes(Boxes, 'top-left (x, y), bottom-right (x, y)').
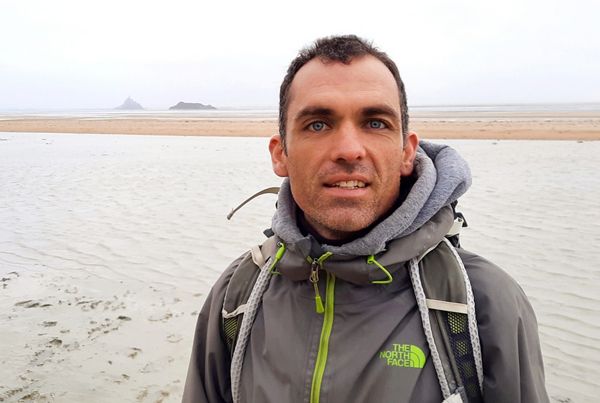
top-left (269, 55), bottom-right (418, 241)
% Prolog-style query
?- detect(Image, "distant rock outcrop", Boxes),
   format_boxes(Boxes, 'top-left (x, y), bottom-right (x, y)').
top-left (169, 101), bottom-right (216, 110)
top-left (115, 97), bottom-right (144, 110)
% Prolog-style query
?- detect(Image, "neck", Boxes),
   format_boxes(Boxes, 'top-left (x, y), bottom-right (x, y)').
top-left (296, 209), bottom-right (371, 246)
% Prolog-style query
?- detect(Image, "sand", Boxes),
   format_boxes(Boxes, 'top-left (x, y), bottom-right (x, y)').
top-left (1, 112), bottom-right (599, 140)
top-left (1, 117), bottom-right (599, 402)
top-left (1, 268), bottom-right (195, 402)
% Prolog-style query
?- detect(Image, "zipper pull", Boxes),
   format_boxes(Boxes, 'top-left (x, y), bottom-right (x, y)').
top-left (309, 259), bottom-right (325, 314)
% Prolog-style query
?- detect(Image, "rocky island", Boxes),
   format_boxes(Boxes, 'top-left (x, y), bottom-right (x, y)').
top-left (115, 97), bottom-right (144, 110)
top-left (169, 101), bottom-right (216, 110)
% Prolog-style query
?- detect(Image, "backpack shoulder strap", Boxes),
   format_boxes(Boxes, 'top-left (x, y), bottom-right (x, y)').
top-left (410, 238), bottom-right (484, 403)
top-left (221, 236), bottom-right (278, 356)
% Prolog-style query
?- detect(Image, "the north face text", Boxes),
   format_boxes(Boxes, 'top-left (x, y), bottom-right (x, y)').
top-left (379, 344), bottom-right (426, 368)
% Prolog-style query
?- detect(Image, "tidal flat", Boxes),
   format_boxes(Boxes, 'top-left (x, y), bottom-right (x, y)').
top-left (1, 133), bottom-right (598, 402)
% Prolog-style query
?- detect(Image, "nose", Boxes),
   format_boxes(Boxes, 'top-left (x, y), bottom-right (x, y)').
top-left (329, 122), bottom-right (367, 163)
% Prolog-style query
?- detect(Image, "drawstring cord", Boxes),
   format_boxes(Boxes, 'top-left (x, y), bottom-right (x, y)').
top-left (367, 254), bottom-right (393, 284)
top-left (269, 242), bottom-right (286, 274)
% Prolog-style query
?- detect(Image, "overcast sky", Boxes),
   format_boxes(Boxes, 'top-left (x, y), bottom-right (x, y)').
top-left (1, 0), bottom-right (598, 110)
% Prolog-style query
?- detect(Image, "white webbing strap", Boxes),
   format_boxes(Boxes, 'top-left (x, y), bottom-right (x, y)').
top-left (251, 244), bottom-right (266, 268)
top-left (222, 244), bottom-right (266, 320)
top-left (447, 216), bottom-right (464, 238)
top-left (441, 238), bottom-right (484, 395)
top-left (442, 392), bottom-right (465, 403)
top-left (230, 259), bottom-right (273, 403)
top-left (410, 240), bottom-right (485, 400)
top-left (426, 299), bottom-right (468, 314)
top-left (221, 305), bottom-right (246, 319)
top-left (409, 257), bottom-right (453, 399)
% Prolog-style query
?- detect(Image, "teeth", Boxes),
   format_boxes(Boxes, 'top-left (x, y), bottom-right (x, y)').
top-left (333, 180), bottom-right (366, 189)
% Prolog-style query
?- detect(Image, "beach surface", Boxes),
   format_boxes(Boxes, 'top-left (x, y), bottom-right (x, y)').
top-left (1, 122), bottom-right (599, 402)
top-left (1, 111), bottom-right (599, 139)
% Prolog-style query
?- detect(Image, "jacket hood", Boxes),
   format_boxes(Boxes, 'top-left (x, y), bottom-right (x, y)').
top-left (269, 140), bottom-right (471, 285)
top-left (267, 205), bottom-right (455, 285)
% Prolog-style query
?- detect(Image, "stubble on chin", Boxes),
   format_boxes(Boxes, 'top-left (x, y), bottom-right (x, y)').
top-left (290, 161), bottom-right (401, 240)
top-left (303, 197), bottom-right (381, 240)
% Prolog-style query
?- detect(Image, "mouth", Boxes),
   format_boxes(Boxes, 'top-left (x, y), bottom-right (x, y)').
top-left (326, 180), bottom-right (367, 189)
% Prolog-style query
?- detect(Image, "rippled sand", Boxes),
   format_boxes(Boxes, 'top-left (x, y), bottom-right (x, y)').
top-left (0, 133), bottom-right (598, 402)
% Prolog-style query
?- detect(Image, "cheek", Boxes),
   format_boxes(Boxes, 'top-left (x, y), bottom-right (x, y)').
top-left (286, 159), bottom-right (313, 193)
top-left (286, 150), bottom-right (319, 178)
top-left (288, 175), bottom-right (315, 214)
top-left (376, 156), bottom-right (403, 197)
top-left (377, 153), bottom-right (404, 178)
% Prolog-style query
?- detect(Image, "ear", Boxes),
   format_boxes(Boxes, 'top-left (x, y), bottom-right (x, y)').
top-left (400, 131), bottom-right (419, 177)
top-left (269, 134), bottom-right (289, 177)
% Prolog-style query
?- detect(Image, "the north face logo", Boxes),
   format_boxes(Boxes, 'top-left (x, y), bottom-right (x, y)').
top-left (379, 344), bottom-right (426, 368)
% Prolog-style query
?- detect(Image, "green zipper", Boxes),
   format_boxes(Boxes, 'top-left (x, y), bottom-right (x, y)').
top-left (310, 271), bottom-right (336, 403)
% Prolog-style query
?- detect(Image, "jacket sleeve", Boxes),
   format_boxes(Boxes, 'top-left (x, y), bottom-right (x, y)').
top-left (182, 257), bottom-right (243, 403)
top-left (458, 249), bottom-right (550, 403)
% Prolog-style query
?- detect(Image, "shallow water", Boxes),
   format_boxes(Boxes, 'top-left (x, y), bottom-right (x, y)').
top-left (1, 133), bottom-right (599, 402)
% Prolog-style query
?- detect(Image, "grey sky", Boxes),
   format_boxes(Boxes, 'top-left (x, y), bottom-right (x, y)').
top-left (1, 0), bottom-right (598, 110)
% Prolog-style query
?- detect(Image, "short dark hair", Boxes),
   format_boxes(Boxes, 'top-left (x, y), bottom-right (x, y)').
top-left (278, 35), bottom-right (409, 150)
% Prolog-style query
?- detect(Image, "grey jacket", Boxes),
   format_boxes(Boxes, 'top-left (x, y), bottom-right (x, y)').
top-left (183, 142), bottom-right (549, 403)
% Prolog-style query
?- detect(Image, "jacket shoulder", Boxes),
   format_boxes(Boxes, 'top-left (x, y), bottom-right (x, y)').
top-left (457, 249), bottom-right (530, 313)
top-left (456, 248), bottom-right (550, 403)
top-left (182, 251), bottom-right (249, 403)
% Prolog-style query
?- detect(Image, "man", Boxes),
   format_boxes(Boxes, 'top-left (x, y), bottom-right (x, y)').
top-left (183, 35), bottom-right (549, 403)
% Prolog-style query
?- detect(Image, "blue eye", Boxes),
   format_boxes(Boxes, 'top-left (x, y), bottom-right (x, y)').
top-left (310, 122), bottom-right (326, 131)
top-left (369, 120), bottom-right (385, 129)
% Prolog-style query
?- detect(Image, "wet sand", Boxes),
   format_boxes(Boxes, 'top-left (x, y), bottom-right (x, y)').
top-left (1, 112), bottom-right (599, 140)
top-left (2, 269), bottom-right (194, 402)
top-left (1, 131), bottom-right (599, 402)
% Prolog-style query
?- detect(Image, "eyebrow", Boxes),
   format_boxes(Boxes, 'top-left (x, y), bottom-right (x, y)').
top-left (293, 105), bottom-right (401, 123)
top-left (293, 107), bottom-right (335, 122)
top-left (361, 105), bottom-right (401, 122)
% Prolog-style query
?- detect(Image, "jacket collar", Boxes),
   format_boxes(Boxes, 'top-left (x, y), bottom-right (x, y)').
top-left (267, 205), bottom-right (454, 286)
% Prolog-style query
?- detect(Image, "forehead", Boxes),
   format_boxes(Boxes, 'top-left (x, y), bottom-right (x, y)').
top-left (288, 55), bottom-right (400, 114)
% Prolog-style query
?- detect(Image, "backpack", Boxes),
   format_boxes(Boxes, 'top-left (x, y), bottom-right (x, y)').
top-left (224, 192), bottom-right (483, 403)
